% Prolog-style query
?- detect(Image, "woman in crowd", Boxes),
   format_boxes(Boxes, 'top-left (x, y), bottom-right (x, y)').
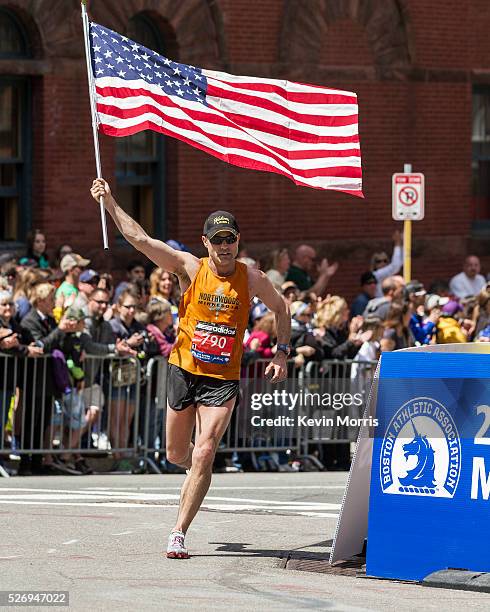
top-left (149, 267), bottom-right (179, 325)
top-left (381, 301), bottom-right (413, 351)
top-left (13, 268), bottom-right (44, 321)
top-left (0, 290), bottom-right (43, 471)
top-left (108, 288), bottom-right (149, 471)
top-left (145, 299), bottom-right (176, 454)
top-left (315, 296), bottom-right (368, 360)
top-left (146, 298), bottom-right (176, 358)
top-left (265, 248), bottom-right (291, 291)
top-left (25, 229), bottom-right (50, 270)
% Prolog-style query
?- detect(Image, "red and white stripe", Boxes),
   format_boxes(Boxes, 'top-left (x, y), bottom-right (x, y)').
top-left (94, 70), bottom-right (363, 197)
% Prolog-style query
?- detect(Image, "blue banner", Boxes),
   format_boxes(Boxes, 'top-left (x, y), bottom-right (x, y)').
top-left (367, 352), bottom-right (490, 581)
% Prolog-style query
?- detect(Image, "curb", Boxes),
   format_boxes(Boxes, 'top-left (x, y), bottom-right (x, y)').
top-left (422, 570), bottom-right (490, 593)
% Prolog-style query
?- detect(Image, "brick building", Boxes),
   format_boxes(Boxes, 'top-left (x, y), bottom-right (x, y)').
top-left (1, 0), bottom-right (490, 298)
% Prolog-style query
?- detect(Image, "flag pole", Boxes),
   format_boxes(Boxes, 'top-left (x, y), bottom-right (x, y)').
top-left (81, 0), bottom-right (109, 250)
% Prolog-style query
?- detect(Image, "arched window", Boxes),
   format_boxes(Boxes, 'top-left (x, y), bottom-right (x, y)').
top-left (115, 14), bottom-right (167, 240)
top-left (0, 8), bottom-right (29, 57)
top-left (0, 8), bottom-right (31, 243)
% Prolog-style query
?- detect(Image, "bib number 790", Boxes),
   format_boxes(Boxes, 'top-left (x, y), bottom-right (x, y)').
top-left (201, 333), bottom-right (227, 350)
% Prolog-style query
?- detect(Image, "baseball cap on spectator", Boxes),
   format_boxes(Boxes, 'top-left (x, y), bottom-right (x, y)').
top-left (290, 301), bottom-right (309, 318)
top-left (60, 253), bottom-right (90, 273)
top-left (360, 272), bottom-right (377, 286)
top-left (442, 300), bottom-right (463, 316)
top-left (65, 307), bottom-right (86, 321)
top-left (79, 269), bottom-right (99, 284)
top-left (166, 239), bottom-right (189, 252)
top-left (425, 294), bottom-right (449, 311)
top-left (251, 301), bottom-right (268, 322)
top-left (406, 280), bottom-right (426, 296)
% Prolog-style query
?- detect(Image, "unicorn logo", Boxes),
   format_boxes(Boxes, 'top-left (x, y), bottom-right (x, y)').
top-left (380, 397), bottom-right (461, 498)
top-left (398, 420), bottom-right (436, 494)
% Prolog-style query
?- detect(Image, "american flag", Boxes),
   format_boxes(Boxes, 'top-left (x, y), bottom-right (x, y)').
top-left (89, 22), bottom-right (363, 197)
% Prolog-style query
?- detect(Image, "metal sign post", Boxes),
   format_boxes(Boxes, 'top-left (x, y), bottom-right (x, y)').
top-left (392, 164), bottom-right (425, 282)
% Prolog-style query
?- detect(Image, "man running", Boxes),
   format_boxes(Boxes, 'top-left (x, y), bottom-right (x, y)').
top-left (90, 179), bottom-right (291, 559)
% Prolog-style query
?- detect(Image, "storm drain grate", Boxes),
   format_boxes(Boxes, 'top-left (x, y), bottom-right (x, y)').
top-left (282, 552), bottom-right (365, 576)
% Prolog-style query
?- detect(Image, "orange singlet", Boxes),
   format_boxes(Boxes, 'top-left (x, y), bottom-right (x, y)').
top-left (168, 258), bottom-right (250, 380)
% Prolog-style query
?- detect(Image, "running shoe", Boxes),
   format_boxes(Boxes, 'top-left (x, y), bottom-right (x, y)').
top-left (166, 530), bottom-right (189, 559)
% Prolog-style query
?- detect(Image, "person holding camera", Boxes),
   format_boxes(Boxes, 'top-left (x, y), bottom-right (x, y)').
top-left (108, 287), bottom-right (154, 471)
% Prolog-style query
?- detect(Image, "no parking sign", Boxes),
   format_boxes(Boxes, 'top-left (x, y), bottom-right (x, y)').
top-left (392, 173), bottom-right (424, 220)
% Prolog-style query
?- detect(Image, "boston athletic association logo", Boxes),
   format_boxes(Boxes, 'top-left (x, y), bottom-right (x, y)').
top-left (380, 397), bottom-right (461, 498)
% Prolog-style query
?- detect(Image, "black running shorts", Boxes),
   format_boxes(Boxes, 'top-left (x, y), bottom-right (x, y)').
top-left (167, 363), bottom-right (240, 411)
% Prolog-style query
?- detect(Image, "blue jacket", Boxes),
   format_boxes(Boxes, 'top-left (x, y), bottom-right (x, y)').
top-left (409, 313), bottom-right (436, 345)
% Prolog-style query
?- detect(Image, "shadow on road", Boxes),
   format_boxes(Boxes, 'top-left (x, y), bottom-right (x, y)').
top-left (193, 539), bottom-right (333, 559)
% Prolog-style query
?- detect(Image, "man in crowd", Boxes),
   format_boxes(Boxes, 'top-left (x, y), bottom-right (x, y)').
top-left (350, 272), bottom-right (378, 317)
top-left (19, 282), bottom-right (78, 475)
top-left (285, 244), bottom-right (338, 296)
top-left (114, 260), bottom-right (146, 302)
top-left (55, 253), bottom-right (90, 318)
top-left (449, 255), bottom-right (486, 299)
top-left (363, 275), bottom-right (405, 320)
top-left (72, 269), bottom-right (100, 316)
top-left (90, 177), bottom-right (290, 559)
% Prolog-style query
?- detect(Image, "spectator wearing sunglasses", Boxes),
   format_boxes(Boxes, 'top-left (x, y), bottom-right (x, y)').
top-left (370, 230), bottom-right (403, 297)
top-left (72, 269), bottom-right (100, 317)
top-left (83, 288), bottom-right (136, 396)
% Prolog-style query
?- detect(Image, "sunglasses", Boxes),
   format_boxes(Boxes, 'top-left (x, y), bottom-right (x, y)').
top-left (93, 299), bottom-right (109, 305)
top-left (209, 234), bottom-right (237, 245)
top-left (122, 304), bottom-right (137, 310)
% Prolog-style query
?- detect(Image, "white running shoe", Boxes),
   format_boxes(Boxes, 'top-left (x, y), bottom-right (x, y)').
top-left (166, 530), bottom-right (189, 559)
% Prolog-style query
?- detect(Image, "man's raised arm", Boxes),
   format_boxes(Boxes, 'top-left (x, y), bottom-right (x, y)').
top-left (90, 178), bottom-right (198, 274)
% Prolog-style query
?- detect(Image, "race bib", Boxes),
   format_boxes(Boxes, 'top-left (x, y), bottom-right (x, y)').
top-left (191, 320), bottom-right (236, 365)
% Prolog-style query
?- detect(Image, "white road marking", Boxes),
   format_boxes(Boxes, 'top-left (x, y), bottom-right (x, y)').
top-left (47, 549), bottom-right (57, 553)
top-left (111, 531), bottom-right (134, 535)
top-left (62, 539), bottom-right (79, 545)
top-left (83, 485), bottom-right (346, 491)
top-left (0, 487), bottom-right (340, 517)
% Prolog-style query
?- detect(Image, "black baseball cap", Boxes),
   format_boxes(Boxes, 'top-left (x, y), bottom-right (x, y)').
top-left (360, 271), bottom-right (377, 285)
top-left (203, 210), bottom-right (240, 239)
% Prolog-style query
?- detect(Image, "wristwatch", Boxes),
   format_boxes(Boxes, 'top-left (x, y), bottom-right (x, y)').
top-left (276, 343), bottom-right (291, 356)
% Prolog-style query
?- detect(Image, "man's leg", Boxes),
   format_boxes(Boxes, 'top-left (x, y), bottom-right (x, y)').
top-left (171, 398), bottom-right (235, 535)
top-left (165, 402), bottom-right (197, 470)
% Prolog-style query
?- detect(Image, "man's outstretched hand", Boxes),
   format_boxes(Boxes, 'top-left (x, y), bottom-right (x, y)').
top-left (264, 352), bottom-right (288, 383)
top-left (90, 178), bottom-right (112, 205)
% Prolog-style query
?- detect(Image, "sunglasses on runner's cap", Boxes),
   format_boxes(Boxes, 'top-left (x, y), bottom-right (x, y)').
top-left (208, 234), bottom-right (238, 245)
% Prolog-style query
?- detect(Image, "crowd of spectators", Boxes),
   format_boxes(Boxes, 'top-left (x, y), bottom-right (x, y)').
top-left (0, 228), bottom-right (489, 476)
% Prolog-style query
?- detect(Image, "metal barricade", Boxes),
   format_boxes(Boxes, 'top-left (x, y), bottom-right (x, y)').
top-left (0, 351), bottom-right (379, 475)
top-left (0, 352), bottom-right (143, 464)
top-left (140, 356), bottom-right (305, 472)
top-left (298, 358), bottom-right (378, 459)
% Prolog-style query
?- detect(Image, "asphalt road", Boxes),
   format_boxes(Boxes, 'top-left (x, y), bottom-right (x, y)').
top-left (1, 471), bottom-right (489, 611)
